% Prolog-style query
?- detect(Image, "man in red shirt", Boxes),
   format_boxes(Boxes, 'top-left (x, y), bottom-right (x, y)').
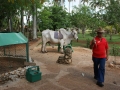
top-left (90, 27), bottom-right (109, 87)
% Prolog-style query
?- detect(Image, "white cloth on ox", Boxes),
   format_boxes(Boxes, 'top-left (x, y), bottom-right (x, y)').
top-left (54, 31), bottom-right (63, 39)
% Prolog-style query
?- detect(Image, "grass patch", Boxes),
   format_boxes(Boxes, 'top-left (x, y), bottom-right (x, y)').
top-left (78, 33), bottom-right (120, 43)
top-left (72, 33), bottom-right (120, 56)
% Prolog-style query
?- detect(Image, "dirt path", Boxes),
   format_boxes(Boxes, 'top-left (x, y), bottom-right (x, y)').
top-left (0, 39), bottom-right (120, 90)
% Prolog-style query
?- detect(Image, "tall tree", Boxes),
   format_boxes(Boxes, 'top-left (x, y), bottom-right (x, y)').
top-left (89, 0), bottom-right (107, 30)
top-left (32, 0), bottom-right (46, 39)
top-left (0, 0), bottom-right (19, 32)
top-left (38, 6), bottom-right (52, 31)
top-left (72, 5), bottom-right (92, 37)
top-left (68, 0), bottom-right (75, 13)
top-left (103, 0), bottom-right (120, 40)
top-left (50, 5), bottom-right (70, 30)
top-left (32, 3), bottom-right (37, 39)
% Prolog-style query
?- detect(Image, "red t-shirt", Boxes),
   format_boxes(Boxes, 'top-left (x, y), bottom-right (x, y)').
top-left (92, 36), bottom-right (108, 58)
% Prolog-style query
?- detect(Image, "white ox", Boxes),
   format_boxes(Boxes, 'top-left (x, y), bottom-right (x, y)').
top-left (41, 28), bottom-right (78, 53)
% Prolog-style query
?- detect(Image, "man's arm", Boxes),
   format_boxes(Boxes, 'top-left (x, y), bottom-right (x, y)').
top-left (90, 42), bottom-right (94, 49)
top-left (106, 49), bottom-right (109, 61)
top-left (105, 40), bottom-right (109, 61)
top-left (90, 39), bottom-right (95, 49)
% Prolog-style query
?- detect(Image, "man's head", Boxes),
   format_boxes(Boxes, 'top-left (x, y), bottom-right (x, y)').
top-left (96, 27), bottom-right (104, 38)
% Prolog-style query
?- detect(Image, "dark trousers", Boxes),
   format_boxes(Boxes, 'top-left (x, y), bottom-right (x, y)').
top-left (92, 57), bottom-right (106, 83)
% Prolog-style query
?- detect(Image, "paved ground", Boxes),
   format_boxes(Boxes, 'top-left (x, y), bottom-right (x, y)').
top-left (0, 39), bottom-right (120, 90)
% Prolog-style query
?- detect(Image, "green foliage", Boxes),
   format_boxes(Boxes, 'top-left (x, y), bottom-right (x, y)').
top-left (38, 6), bottom-right (53, 31)
top-left (71, 4), bottom-right (107, 32)
top-left (0, 0), bottom-right (120, 39)
top-left (50, 5), bottom-right (71, 30)
top-left (38, 5), bottom-right (71, 31)
top-left (110, 45), bottom-right (120, 56)
top-left (72, 5), bottom-right (92, 28)
top-left (0, 0), bottom-right (41, 29)
top-left (86, 38), bottom-right (90, 48)
top-left (104, 0), bottom-right (120, 25)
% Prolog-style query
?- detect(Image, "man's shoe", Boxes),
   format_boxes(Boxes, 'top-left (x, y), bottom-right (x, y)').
top-left (96, 82), bottom-right (104, 87)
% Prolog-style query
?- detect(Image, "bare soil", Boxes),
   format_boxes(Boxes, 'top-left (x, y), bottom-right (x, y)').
top-left (0, 57), bottom-right (25, 74)
top-left (0, 39), bottom-right (120, 90)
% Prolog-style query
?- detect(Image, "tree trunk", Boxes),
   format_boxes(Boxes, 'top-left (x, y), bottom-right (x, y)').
top-left (33, 4), bottom-right (37, 39)
top-left (79, 0), bottom-right (81, 5)
top-left (69, 1), bottom-right (71, 13)
top-left (110, 33), bottom-right (112, 40)
top-left (61, 0), bottom-right (64, 9)
top-left (109, 26), bottom-right (113, 40)
top-left (78, 28), bottom-right (81, 34)
top-left (10, 16), bottom-right (13, 32)
top-left (8, 19), bottom-right (11, 32)
top-left (82, 27), bottom-right (85, 38)
top-left (21, 7), bottom-right (24, 33)
top-left (9, 15), bottom-right (13, 32)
